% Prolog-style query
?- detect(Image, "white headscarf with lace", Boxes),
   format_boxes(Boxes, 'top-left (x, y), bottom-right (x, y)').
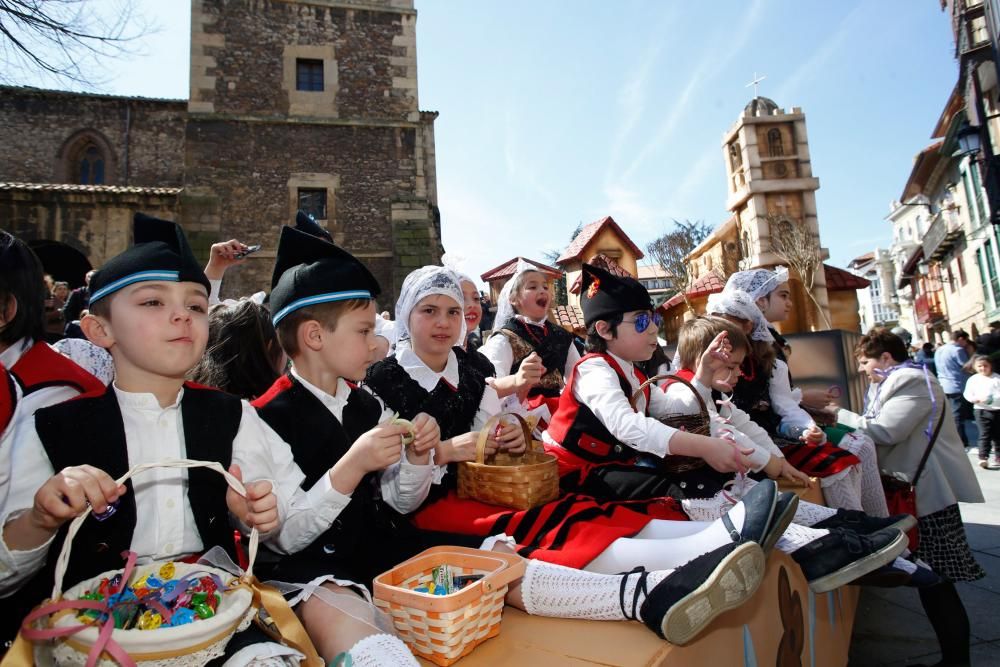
top-left (494, 259), bottom-right (547, 332)
top-left (706, 289), bottom-right (774, 343)
top-left (394, 265), bottom-right (467, 347)
top-left (724, 266), bottom-right (789, 302)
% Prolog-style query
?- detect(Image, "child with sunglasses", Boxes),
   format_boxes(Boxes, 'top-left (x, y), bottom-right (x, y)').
top-left (543, 264), bottom-right (757, 501)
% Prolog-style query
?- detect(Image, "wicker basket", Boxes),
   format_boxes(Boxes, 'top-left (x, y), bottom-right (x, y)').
top-left (632, 374), bottom-right (710, 473)
top-left (457, 413), bottom-right (560, 510)
top-left (373, 546), bottom-right (526, 667)
top-left (8, 460), bottom-right (292, 667)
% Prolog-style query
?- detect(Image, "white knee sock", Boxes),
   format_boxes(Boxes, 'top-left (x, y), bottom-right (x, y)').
top-left (837, 432), bottom-right (890, 517)
top-left (792, 499), bottom-right (838, 526)
top-left (819, 467), bottom-right (864, 511)
top-left (585, 506), bottom-right (747, 574)
top-left (347, 634), bottom-right (419, 667)
top-left (775, 522), bottom-right (830, 553)
top-left (520, 559), bottom-right (669, 621)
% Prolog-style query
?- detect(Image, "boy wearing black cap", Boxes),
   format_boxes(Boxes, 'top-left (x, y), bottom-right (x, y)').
top-left (545, 263), bottom-right (755, 499)
top-left (251, 219), bottom-right (442, 664)
top-left (0, 214), bottom-right (313, 662)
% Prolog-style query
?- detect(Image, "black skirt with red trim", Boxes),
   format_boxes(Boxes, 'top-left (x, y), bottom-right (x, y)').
top-left (412, 490), bottom-right (687, 569)
top-left (775, 437), bottom-right (861, 478)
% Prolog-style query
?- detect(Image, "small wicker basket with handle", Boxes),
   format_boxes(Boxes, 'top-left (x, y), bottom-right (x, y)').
top-left (457, 413), bottom-right (560, 510)
top-left (630, 373), bottom-right (710, 473)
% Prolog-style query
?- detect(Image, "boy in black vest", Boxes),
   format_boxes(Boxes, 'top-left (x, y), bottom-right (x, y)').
top-left (252, 219), bottom-right (442, 664)
top-left (0, 214), bottom-right (304, 663)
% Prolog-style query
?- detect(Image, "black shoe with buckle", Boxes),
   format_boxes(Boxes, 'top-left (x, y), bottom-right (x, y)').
top-left (760, 491), bottom-right (799, 555)
top-left (813, 509), bottom-right (917, 536)
top-left (720, 478), bottom-right (777, 547)
top-left (638, 542), bottom-right (765, 644)
top-left (791, 526), bottom-right (908, 593)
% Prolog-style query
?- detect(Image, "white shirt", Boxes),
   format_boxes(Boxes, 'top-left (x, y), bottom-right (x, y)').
top-left (0, 338), bottom-right (83, 551)
top-left (0, 383), bottom-right (355, 595)
top-left (767, 359), bottom-right (815, 432)
top-left (663, 376), bottom-right (781, 472)
top-left (964, 372), bottom-right (1000, 411)
top-left (291, 367), bottom-right (437, 514)
top-left (543, 351), bottom-right (677, 458)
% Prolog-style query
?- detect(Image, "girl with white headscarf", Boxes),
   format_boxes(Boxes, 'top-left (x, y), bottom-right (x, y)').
top-left (479, 260), bottom-right (580, 427)
top-left (363, 267), bottom-right (798, 643)
top-left (711, 269), bottom-right (889, 517)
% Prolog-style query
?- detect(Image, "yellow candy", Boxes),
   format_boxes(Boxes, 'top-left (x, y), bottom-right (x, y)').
top-left (133, 574), bottom-right (151, 590)
top-left (159, 562), bottom-right (176, 580)
top-left (137, 610), bottom-right (162, 630)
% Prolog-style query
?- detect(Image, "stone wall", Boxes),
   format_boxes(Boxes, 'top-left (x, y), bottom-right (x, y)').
top-left (0, 87), bottom-right (186, 187)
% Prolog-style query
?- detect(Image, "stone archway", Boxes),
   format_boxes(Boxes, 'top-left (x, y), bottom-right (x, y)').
top-left (27, 240), bottom-right (92, 288)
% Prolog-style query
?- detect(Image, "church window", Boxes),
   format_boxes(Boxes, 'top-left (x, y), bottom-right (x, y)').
top-left (729, 142), bottom-right (742, 171)
top-left (298, 188), bottom-right (328, 220)
top-left (296, 59), bottom-right (324, 91)
top-left (767, 128), bottom-right (783, 157)
top-left (76, 144), bottom-right (105, 184)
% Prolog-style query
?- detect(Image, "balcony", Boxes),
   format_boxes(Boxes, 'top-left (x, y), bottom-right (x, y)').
top-left (914, 293), bottom-right (946, 325)
top-left (985, 155), bottom-right (1000, 224)
top-left (922, 210), bottom-right (965, 260)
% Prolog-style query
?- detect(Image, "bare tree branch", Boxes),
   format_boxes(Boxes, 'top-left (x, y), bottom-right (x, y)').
top-left (645, 219), bottom-right (713, 313)
top-left (0, 0), bottom-right (151, 87)
top-left (766, 214), bottom-right (832, 329)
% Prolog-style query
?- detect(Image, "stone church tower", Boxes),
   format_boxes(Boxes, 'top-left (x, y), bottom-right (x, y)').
top-left (0, 0), bottom-right (441, 304)
top-left (721, 96), bottom-right (832, 331)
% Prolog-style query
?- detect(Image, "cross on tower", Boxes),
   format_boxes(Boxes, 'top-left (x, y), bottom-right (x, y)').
top-left (746, 72), bottom-right (766, 98)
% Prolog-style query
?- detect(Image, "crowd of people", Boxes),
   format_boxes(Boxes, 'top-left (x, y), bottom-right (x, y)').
top-left (0, 212), bottom-right (986, 666)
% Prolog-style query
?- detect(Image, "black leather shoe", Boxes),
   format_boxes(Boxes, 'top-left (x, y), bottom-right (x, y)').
top-left (792, 527), bottom-right (908, 593)
top-left (761, 491), bottom-right (799, 554)
top-left (813, 509), bottom-right (916, 535)
top-left (639, 542), bottom-right (765, 644)
top-left (720, 478), bottom-right (777, 546)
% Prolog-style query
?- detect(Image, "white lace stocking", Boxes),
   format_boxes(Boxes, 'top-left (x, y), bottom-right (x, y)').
top-left (775, 522), bottom-right (829, 553)
top-left (792, 499), bottom-right (838, 526)
top-left (347, 634), bottom-right (419, 667)
top-left (520, 560), bottom-right (669, 621)
top-left (818, 466), bottom-right (864, 511)
top-left (836, 431), bottom-right (890, 517)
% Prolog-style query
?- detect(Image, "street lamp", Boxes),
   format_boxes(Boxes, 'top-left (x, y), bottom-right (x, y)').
top-left (956, 123), bottom-right (982, 157)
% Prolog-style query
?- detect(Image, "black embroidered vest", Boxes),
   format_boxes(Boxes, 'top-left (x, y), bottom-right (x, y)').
top-left (496, 319), bottom-right (573, 398)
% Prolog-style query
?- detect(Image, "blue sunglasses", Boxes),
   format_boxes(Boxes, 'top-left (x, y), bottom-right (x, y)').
top-left (622, 312), bottom-right (662, 333)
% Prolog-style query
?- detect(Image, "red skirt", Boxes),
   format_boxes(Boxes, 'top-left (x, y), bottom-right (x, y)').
top-left (777, 440), bottom-right (861, 478)
top-left (412, 490), bottom-right (687, 569)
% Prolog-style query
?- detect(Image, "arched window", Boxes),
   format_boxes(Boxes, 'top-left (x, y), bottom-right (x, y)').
top-left (729, 142), bottom-right (742, 171)
top-left (767, 128), bottom-right (783, 157)
top-left (77, 144), bottom-right (105, 184)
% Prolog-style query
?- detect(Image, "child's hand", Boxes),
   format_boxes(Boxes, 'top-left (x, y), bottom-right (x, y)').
top-left (490, 418), bottom-right (527, 455)
top-left (514, 352), bottom-right (545, 396)
top-left (350, 422), bottom-right (408, 473)
top-left (31, 465), bottom-right (125, 532)
top-left (204, 239), bottom-right (250, 279)
top-left (438, 432), bottom-right (482, 463)
top-left (776, 459), bottom-right (812, 488)
top-left (407, 413), bottom-right (440, 464)
top-left (700, 434), bottom-right (754, 474)
top-left (801, 388), bottom-right (838, 410)
top-left (800, 424), bottom-right (825, 445)
top-left (695, 332), bottom-right (732, 386)
top-left (226, 464), bottom-right (279, 533)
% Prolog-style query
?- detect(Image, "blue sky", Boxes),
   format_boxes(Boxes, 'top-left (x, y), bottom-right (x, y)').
top-left (15, 1), bottom-right (959, 285)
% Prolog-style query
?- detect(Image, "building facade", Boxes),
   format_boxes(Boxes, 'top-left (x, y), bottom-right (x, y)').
top-left (0, 0), bottom-right (442, 305)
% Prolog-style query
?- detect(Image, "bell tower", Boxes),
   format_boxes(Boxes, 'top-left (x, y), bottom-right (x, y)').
top-left (721, 96), bottom-right (832, 331)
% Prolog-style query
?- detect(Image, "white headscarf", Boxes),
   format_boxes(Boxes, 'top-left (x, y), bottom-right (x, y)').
top-left (494, 259), bottom-right (543, 332)
top-left (706, 289), bottom-right (774, 342)
top-left (724, 266), bottom-right (789, 302)
top-left (394, 266), bottom-right (467, 347)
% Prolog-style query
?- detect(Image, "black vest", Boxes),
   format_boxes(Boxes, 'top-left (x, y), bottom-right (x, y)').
top-left (253, 374), bottom-right (403, 578)
top-left (731, 355), bottom-right (782, 435)
top-left (4, 385), bottom-right (242, 641)
top-left (499, 319), bottom-right (573, 398)
top-left (365, 347), bottom-right (494, 440)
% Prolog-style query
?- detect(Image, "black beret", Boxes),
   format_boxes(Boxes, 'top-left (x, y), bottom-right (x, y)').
top-left (89, 213), bottom-right (210, 304)
top-left (269, 219), bottom-right (380, 325)
top-left (580, 262), bottom-right (653, 327)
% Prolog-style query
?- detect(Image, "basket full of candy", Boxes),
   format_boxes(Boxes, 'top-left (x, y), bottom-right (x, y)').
top-left (16, 460), bottom-right (261, 667)
top-left (373, 546), bottom-right (526, 667)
